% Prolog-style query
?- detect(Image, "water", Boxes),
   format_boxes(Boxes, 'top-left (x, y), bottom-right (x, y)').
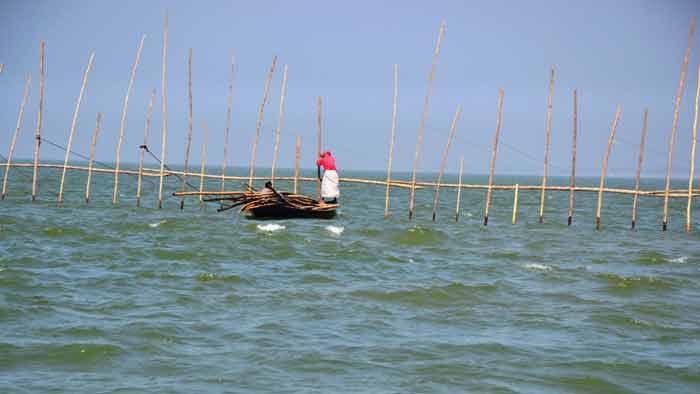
top-left (1, 164), bottom-right (699, 393)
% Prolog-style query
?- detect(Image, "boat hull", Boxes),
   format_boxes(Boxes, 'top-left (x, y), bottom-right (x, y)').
top-left (244, 205), bottom-right (337, 220)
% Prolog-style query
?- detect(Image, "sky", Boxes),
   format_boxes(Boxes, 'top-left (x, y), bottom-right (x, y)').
top-left (1, 0), bottom-right (700, 178)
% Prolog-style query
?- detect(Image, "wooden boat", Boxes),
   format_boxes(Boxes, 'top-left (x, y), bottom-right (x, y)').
top-left (205, 188), bottom-right (338, 220)
top-left (242, 199), bottom-right (337, 220)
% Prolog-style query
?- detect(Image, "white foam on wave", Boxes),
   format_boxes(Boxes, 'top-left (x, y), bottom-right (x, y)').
top-left (149, 220), bottom-right (168, 228)
top-left (325, 225), bottom-right (344, 236)
top-left (670, 256), bottom-right (688, 264)
top-left (257, 223), bottom-right (286, 232)
top-left (524, 263), bottom-right (552, 271)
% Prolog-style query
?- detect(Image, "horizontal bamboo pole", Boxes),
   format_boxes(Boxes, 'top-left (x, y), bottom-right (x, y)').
top-left (4, 162), bottom-right (700, 198)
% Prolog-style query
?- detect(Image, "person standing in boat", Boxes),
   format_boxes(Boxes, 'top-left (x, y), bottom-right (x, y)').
top-left (316, 151), bottom-right (339, 204)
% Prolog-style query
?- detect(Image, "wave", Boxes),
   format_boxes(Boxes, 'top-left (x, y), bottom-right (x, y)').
top-left (325, 225), bottom-right (344, 236)
top-left (595, 273), bottom-right (681, 293)
top-left (350, 282), bottom-right (501, 307)
top-left (0, 342), bottom-right (124, 368)
top-left (390, 226), bottom-right (446, 246)
top-left (196, 273), bottom-right (250, 284)
top-left (257, 223), bottom-right (286, 232)
top-left (523, 263), bottom-right (552, 271)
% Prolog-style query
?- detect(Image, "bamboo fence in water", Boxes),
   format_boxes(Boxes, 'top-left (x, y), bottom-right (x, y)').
top-left (2, 15), bottom-right (700, 232)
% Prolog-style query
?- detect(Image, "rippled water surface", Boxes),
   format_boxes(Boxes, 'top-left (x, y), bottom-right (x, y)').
top-left (1, 167), bottom-right (699, 393)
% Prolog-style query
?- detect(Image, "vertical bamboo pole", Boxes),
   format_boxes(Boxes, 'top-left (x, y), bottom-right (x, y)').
top-left (58, 52), bottom-right (95, 205)
top-left (455, 156), bottom-right (464, 222)
top-left (568, 89), bottom-right (578, 226)
top-left (596, 105), bottom-right (622, 230)
top-left (512, 184), bottom-right (520, 225)
top-left (2, 73), bottom-right (32, 200)
top-left (663, 17), bottom-right (694, 231)
top-left (136, 89), bottom-right (156, 207)
top-left (686, 65), bottom-right (700, 233)
top-left (409, 21), bottom-right (446, 220)
top-left (85, 113), bottom-right (102, 204)
top-left (316, 96), bottom-right (322, 199)
top-left (248, 55), bottom-right (277, 188)
top-left (431, 105), bottom-right (462, 221)
top-left (112, 35), bottom-right (146, 205)
top-left (158, 12), bottom-right (168, 209)
top-left (221, 55), bottom-right (234, 192)
top-left (483, 88), bottom-right (505, 226)
top-left (539, 65), bottom-right (555, 224)
top-left (180, 48), bottom-right (194, 210)
top-left (294, 135), bottom-right (301, 194)
top-left (271, 64), bottom-right (288, 186)
top-left (384, 64), bottom-right (399, 218)
top-left (631, 109), bottom-right (648, 230)
top-left (198, 121), bottom-right (208, 207)
top-left (0, 63), bottom-right (3, 73)
top-left (31, 41), bottom-right (45, 202)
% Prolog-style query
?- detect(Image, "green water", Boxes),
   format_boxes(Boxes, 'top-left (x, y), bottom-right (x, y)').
top-left (1, 165), bottom-right (699, 393)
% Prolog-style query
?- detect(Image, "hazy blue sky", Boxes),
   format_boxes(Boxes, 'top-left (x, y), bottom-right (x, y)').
top-left (1, 0), bottom-right (700, 177)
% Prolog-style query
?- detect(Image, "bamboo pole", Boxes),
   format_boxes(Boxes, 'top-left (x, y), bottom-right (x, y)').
top-left (112, 35), bottom-right (145, 205)
top-left (136, 89), bottom-right (156, 207)
top-left (271, 64), bottom-right (288, 186)
top-left (567, 89), bottom-right (578, 226)
top-left (316, 96), bottom-right (322, 199)
top-left (248, 55), bottom-right (277, 187)
top-left (384, 64), bottom-right (399, 218)
top-left (58, 52), bottom-right (95, 205)
top-left (539, 65), bottom-right (555, 224)
top-left (0, 63), bottom-right (3, 73)
top-left (483, 88), bottom-right (505, 226)
top-left (512, 184), bottom-right (520, 225)
top-left (663, 16), bottom-right (694, 231)
top-left (198, 121), bottom-right (208, 207)
top-left (31, 41), bottom-right (45, 202)
top-left (596, 105), bottom-right (622, 230)
top-left (409, 21), bottom-right (446, 220)
top-left (455, 156), bottom-right (464, 222)
top-left (686, 65), bottom-right (700, 233)
top-left (294, 135), bottom-right (301, 194)
top-left (180, 47), bottom-right (194, 210)
top-left (2, 73), bottom-right (32, 200)
top-left (85, 113), bottom-right (102, 204)
top-left (631, 109), bottom-right (649, 229)
top-left (158, 12), bottom-right (168, 209)
top-left (432, 105), bottom-right (462, 221)
top-left (221, 54), bottom-right (234, 192)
